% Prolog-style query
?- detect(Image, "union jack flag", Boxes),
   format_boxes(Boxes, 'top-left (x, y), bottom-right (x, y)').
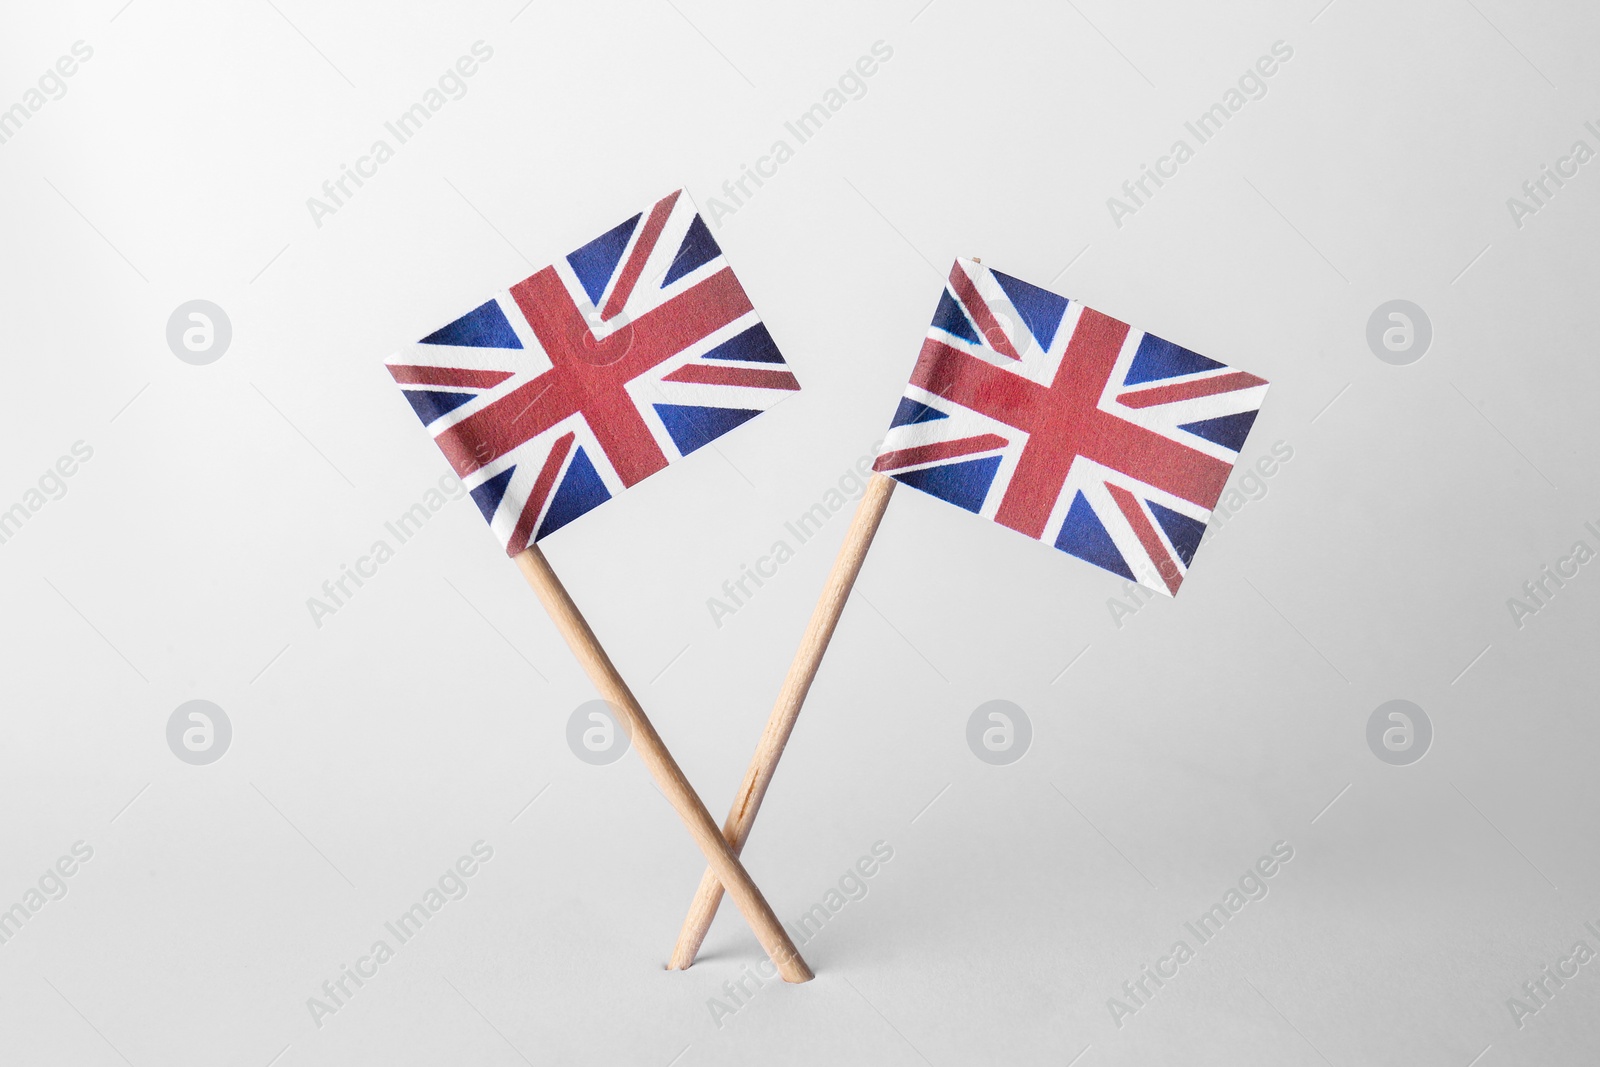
top-left (874, 258), bottom-right (1268, 595)
top-left (386, 189), bottom-right (800, 554)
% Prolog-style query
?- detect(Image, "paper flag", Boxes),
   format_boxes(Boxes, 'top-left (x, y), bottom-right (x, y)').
top-left (387, 189), bottom-right (800, 554)
top-left (873, 258), bottom-right (1268, 595)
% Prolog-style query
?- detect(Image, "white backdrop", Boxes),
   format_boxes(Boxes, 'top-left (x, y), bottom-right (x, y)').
top-left (2, 1), bottom-right (1598, 1064)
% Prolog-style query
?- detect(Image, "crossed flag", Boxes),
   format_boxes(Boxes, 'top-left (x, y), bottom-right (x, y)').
top-left (387, 190), bottom-right (1269, 979)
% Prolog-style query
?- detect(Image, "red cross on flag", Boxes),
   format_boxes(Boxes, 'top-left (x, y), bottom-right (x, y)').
top-left (386, 189), bottom-right (800, 555)
top-left (873, 258), bottom-right (1269, 594)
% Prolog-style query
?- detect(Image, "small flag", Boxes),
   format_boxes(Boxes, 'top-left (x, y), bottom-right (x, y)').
top-left (873, 258), bottom-right (1268, 595)
top-left (387, 189), bottom-right (800, 554)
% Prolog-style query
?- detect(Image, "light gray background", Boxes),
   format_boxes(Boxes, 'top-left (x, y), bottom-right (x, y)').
top-left (2, 0), bottom-right (1597, 1064)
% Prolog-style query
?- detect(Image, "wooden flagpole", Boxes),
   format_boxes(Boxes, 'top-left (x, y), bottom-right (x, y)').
top-left (513, 545), bottom-right (813, 983)
top-left (667, 472), bottom-right (896, 970)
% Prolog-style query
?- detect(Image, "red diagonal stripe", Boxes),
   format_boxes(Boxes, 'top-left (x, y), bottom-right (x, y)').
top-left (387, 365), bottom-right (514, 388)
top-left (1118, 371), bottom-right (1267, 409)
top-left (661, 364), bottom-right (799, 390)
top-left (874, 434), bottom-right (1008, 473)
top-left (601, 190), bottom-right (681, 321)
top-left (1106, 483), bottom-right (1181, 595)
top-left (948, 262), bottom-right (1022, 361)
top-left (506, 431), bottom-right (576, 556)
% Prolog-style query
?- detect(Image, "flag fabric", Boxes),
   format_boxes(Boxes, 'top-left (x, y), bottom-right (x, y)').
top-left (873, 258), bottom-right (1268, 596)
top-left (386, 189), bottom-right (800, 555)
